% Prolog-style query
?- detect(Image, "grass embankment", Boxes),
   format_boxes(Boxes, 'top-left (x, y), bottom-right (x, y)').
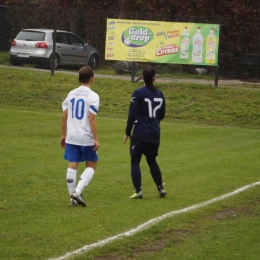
top-left (0, 67), bottom-right (259, 128)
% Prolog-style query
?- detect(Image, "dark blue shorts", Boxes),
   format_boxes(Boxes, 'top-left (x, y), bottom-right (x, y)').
top-left (64, 143), bottom-right (98, 162)
top-left (130, 136), bottom-right (159, 157)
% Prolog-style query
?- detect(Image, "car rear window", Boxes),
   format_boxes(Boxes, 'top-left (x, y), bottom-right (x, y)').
top-left (16, 31), bottom-right (45, 41)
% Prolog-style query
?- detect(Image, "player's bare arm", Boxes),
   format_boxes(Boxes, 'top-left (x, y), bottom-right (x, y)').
top-left (60, 109), bottom-right (68, 149)
top-left (89, 112), bottom-right (99, 151)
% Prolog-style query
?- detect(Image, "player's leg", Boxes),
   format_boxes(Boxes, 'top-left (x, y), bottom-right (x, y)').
top-left (67, 162), bottom-right (78, 195)
top-left (145, 142), bottom-right (167, 197)
top-left (67, 164), bottom-right (79, 206)
top-left (129, 137), bottom-right (143, 199)
top-left (71, 145), bottom-right (98, 206)
top-left (64, 144), bottom-right (81, 205)
top-left (146, 155), bottom-right (162, 188)
top-left (75, 161), bottom-right (97, 195)
top-left (130, 154), bottom-right (142, 192)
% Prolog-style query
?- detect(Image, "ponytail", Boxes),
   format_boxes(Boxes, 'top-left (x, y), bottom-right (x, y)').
top-left (143, 67), bottom-right (156, 92)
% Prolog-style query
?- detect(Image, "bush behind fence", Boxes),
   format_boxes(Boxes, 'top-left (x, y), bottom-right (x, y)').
top-left (1, 5), bottom-right (260, 80)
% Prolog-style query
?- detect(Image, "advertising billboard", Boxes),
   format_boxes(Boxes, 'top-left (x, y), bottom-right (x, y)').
top-left (105, 19), bottom-right (220, 66)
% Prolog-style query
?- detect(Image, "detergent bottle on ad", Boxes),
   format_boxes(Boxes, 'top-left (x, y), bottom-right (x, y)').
top-left (192, 27), bottom-right (203, 63)
top-left (180, 26), bottom-right (190, 60)
top-left (205, 28), bottom-right (217, 64)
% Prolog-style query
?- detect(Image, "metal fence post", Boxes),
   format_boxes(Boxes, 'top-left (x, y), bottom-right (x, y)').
top-left (214, 17), bottom-right (222, 87)
top-left (0, 6), bottom-right (8, 51)
top-left (51, 7), bottom-right (57, 76)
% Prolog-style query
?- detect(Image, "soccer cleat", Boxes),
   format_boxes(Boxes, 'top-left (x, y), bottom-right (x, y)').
top-left (159, 189), bottom-right (167, 198)
top-left (71, 192), bottom-right (86, 207)
top-left (70, 199), bottom-right (79, 206)
top-left (129, 191), bottom-right (143, 199)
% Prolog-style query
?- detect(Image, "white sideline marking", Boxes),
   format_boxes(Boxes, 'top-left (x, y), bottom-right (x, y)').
top-left (49, 181), bottom-right (260, 260)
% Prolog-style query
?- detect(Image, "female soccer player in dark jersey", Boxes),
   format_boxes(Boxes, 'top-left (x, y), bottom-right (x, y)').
top-left (124, 67), bottom-right (167, 199)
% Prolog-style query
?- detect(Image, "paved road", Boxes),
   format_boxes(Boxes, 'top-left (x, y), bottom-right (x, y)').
top-left (1, 65), bottom-right (259, 87)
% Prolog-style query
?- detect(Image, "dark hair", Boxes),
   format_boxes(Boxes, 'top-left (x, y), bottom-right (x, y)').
top-left (79, 65), bottom-right (94, 83)
top-left (143, 67), bottom-right (156, 92)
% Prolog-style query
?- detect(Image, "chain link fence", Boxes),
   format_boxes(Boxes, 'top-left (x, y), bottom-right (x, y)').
top-left (1, 5), bottom-right (259, 79)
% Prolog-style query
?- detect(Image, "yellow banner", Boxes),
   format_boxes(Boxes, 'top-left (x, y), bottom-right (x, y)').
top-left (105, 19), bottom-right (220, 66)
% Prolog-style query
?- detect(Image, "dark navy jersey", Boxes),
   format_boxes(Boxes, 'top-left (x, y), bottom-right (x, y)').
top-left (125, 85), bottom-right (165, 143)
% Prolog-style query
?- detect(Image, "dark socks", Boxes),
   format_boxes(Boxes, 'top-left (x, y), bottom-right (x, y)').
top-left (131, 155), bottom-right (142, 193)
top-left (146, 156), bottom-right (163, 191)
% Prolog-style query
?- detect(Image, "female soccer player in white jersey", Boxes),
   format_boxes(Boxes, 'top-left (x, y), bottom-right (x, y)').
top-left (61, 65), bottom-right (100, 207)
top-left (124, 67), bottom-right (167, 199)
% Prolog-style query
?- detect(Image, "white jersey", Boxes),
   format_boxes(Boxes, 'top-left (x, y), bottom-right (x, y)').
top-left (62, 85), bottom-right (99, 146)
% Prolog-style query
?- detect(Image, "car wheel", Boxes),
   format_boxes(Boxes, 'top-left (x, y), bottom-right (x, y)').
top-left (10, 59), bottom-right (22, 66)
top-left (88, 54), bottom-right (99, 69)
top-left (48, 53), bottom-right (59, 70)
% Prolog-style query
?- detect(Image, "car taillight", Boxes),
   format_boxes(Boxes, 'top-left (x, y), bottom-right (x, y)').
top-left (11, 40), bottom-right (16, 46)
top-left (35, 42), bottom-right (48, 49)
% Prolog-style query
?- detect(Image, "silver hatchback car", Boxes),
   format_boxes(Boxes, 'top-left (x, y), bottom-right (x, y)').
top-left (10, 29), bottom-right (100, 70)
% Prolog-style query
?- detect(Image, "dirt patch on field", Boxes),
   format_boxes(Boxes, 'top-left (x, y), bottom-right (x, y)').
top-left (95, 196), bottom-right (260, 260)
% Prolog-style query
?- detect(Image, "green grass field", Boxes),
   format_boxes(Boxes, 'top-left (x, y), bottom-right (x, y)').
top-left (0, 67), bottom-right (260, 260)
